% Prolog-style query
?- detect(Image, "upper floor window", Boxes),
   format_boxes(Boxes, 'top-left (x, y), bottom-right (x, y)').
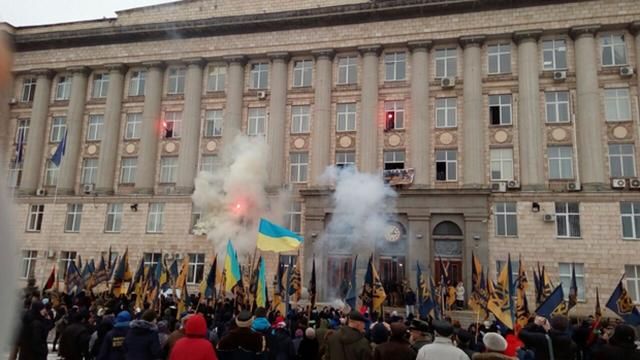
top-left (293, 60), bottom-right (313, 87)
top-left (435, 98), bottom-right (457, 128)
top-left (383, 150), bottom-right (405, 170)
top-left (488, 43), bottom-right (511, 74)
top-left (26, 204), bottom-right (44, 232)
top-left (555, 202), bottom-right (580, 238)
top-left (291, 105), bottom-right (310, 134)
top-left (608, 144), bottom-right (636, 178)
top-left (489, 95), bottom-right (512, 125)
top-left (92, 73), bottom-right (109, 98)
top-left (435, 150), bottom-right (457, 181)
top-left (80, 158), bottom-right (98, 185)
top-left (495, 202), bottom-right (517, 236)
top-left (287, 201), bottom-right (302, 234)
top-left (50, 117), bottom-right (66, 143)
top-left (58, 251), bottom-right (76, 278)
top-left (384, 52), bottom-right (406, 81)
top-left (86, 114), bottom-right (104, 141)
top-left (128, 70), bottom-right (146, 96)
top-left (336, 151), bottom-right (355, 169)
top-left (105, 203), bottom-right (123, 233)
top-left (337, 56), bottom-right (357, 85)
top-left (44, 161), bottom-right (58, 186)
top-left (8, 161), bottom-right (22, 188)
top-left (542, 39), bottom-right (567, 70)
top-left (384, 101), bottom-right (404, 130)
top-left (124, 113), bottom-right (142, 140)
top-left (621, 202), bottom-right (640, 240)
top-left (548, 146), bottom-right (574, 179)
top-left (601, 34), bottom-right (627, 66)
top-left (120, 157), bottom-right (137, 184)
top-left (204, 110), bottom-right (223, 137)
top-left (163, 111), bottom-right (182, 139)
top-left (200, 155), bottom-right (220, 174)
top-left (21, 78), bottom-right (36, 103)
top-left (290, 152), bottom-right (309, 183)
top-left (187, 253), bottom-right (205, 284)
top-left (143, 252), bottom-right (163, 268)
top-left (545, 91), bottom-right (570, 123)
top-left (55, 76), bottom-right (71, 100)
top-left (624, 264), bottom-right (640, 303)
top-left (146, 203), bottom-right (165, 233)
top-left (159, 156), bottom-right (178, 183)
top-left (490, 148), bottom-right (514, 181)
top-left (21, 250), bottom-right (37, 279)
top-left (604, 88), bottom-right (631, 122)
top-left (207, 66), bottom-right (226, 92)
top-left (558, 262), bottom-right (585, 300)
top-left (247, 107), bottom-right (266, 137)
top-left (65, 204), bottom-right (83, 233)
top-left (16, 119), bottom-right (29, 144)
top-left (250, 62), bottom-right (269, 89)
top-left (435, 48), bottom-right (457, 78)
top-left (336, 103), bottom-right (356, 132)
top-left (167, 67), bottom-right (186, 95)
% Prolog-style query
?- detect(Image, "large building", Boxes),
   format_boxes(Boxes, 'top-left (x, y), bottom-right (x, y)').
top-left (2, 0), bottom-right (640, 313)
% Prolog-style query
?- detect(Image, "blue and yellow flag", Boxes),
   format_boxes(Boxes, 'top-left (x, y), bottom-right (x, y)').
top-left (224, 240), bottom-right (242, 293)
top-left (345, 256), bottom-right (358, 310)
top-left (536, 284), bottom-right (564, 318)
top-left (417, 262), bottom-right (435, 318)
top-left (257, 218), bottom-right (303, 252)
top-left (65, 260), bottom-right (83, 294)
top-left (606, 279), bottom-right (640, 325)
top-left (200, 256), bottom-right (217, 299)
top-left (256, 257), bottom-right (267, 308)
top-left (360, 255), bottom-right (386, 312)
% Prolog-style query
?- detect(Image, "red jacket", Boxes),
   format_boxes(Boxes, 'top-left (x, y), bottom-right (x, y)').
top-left (504, 333), bottom-right (524, 357)
top-left (169, 314), bottom-right (218, 360)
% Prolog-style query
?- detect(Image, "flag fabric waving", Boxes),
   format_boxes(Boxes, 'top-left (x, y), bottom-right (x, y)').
top-left (468, 253), bottom-right (489, 319)
top-left (44, 266), bottom-right (56, 291)
top-left (605, 279), bottom-right (640, 325)
top-left (360, 255), bottom-right (386, 313)
top-left (416, 262), bottom-right (435, 318)
top-left (256, 218), bottom-right (303, 252)
top-left (288, 256), bottom-right (302, 302)
top-left (224, 240), bottom-right (243, 293)
top-left (65, 260), bottom-right (83, 294)
top-left (112, 248), bottom-right (132, 296)
top-left (51, 130), bottom-right (67, 166)
top-left (487, 259), bottom-right (514, 329)
top-left (309, 257), bottom-right (317, 309)
top-left (345, 256), bottom-right (358, 310)
top-left (535, 284), bottom-right (565, 318)
top-left (515, 257), bottom-right (530, 328)
top-left (200, 256), bottom-right (217, 299)
top-left (256, 257), bottom-right (268, 308)
top-left (94, 256), bottom-right (109, 286)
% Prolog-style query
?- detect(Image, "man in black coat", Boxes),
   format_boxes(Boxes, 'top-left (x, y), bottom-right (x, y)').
top-left (17, 300), bottom-right (52, 360)
top-left (59, 310), bottom-right (92, 360)
top-left (593, 324), bottom-right (640, 360)
top-left (122, 310), bottom-right (162, 360)
top-left (519, 315), bottom-right (577, 360)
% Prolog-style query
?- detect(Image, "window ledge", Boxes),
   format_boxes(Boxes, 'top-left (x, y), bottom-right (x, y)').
top-left (164, 94), bottom-right (185, 100)
top-left (496, 235), bottom-right (519, 238)
top-left (290, 86), bottom-right (313, 92)
top-left (203, 135), bottom-right (223, 139)
top-left (52, 100), bottom-right (70, 105)
top-left (335, 83), bottom-right (358, 90)
top-left (545, 122), bottom-right (572, 125)
top-left (489, 124), bottom-right (513, 128)
top-left (622, 238), bottom-right (640, 241)
top-left (436, 126), bottom-right (459, 130)
top-left (290, 132), bottom-right (310, 136)
top-left (606, 119), bottom-right (633, 124)
top-left (556, 237), bottom-right (582, 240)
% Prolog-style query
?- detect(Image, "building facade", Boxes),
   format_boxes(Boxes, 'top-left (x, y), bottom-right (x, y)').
top-left (2, 0), bottom-right (640, 313)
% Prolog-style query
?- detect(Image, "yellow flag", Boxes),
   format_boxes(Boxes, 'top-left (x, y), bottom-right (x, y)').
top-left (487, 264), bottom-right (513, 329)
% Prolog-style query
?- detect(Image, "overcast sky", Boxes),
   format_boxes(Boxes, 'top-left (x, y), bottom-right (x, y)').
top-left (0, 0), bottom-right (176, 27)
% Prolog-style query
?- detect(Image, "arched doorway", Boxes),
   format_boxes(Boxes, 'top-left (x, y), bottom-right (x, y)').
top-left (433, 221), bottom-right (464, 285)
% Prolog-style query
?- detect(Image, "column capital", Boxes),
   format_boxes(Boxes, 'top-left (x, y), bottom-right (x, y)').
top-left (513, 29), bottom-right (543, 43)
top-left (629, 21), bottom-right (640, 35)
top-left (267, 52), bottom-right (290, 62)
top-left (570, 24), bottom-right (601, 39)
top-left (408, 40), bottom-right (433, 52)
top-left (182, 57), bottom-right (205, 66)
top-left (66, 66), bottom-right (90, 74)
top-left (311, 49), bottom-right (335, 60)
top-left (223, 55), bottom-right (247, 65)
top-left (141, 60), bottom-right (165, 69)
top-left (30, 68), bottom-right (54, 78)
top-left (105, 63), bottom-right (127, 73)
top-left (357, 44), bottom-right (382, 56)
top-left (459, 35), bottom-right (486, 48)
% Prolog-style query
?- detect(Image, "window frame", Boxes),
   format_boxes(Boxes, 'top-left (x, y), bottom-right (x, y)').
top-left (489, 94), bottom-right (513, 126)
top-left (289, 152), bottom-right (309, 183)
top-left (146, 203), bottom-right (165, 233)
top-left (335, 151), bottom-right (356, 169)
top-left (26, 204), bottom-right (44, 232)
top-left (621, 202), bottom-right (640, 240)
top-left (200, 155), bottom-right (219, 173)
top-left (124, 113), bottom-right (142, 140)
top-left (555, 202), bottom-right (581, 238)
top-left (143, 252), bottom-right (163, 269)
top-left (207, 65), bottom-right (226, 92)
top-left (337, 56), bottom-right (357, 85)
top-left (55, 76), bottom-right (71, 101)
top-left (159, 156), bottom-right (178, 184)
top-left (548, 146), bottom-right (574, 180)
top-left (336, 103), bottom-right (356, 132)
top-left (624, 264), bottom-right (640, 304)
top-left (291, 105), bottom-right (311, 134)
top-left (204, 109), bottom-right (223, 137)
top-left (44, 160), bottom-right (59, 186)
top-left (293, 59), bottom-right (313, 88)
top-left (384, 52), bottom-right (407, 82)
top-left (16, 119), bottom-right (29, 144)
top-left (545, 91), bottom-right (571, 124)
top-left (50, 116), bottom-right (66, 143)
top-left (287, 201), bottom-right (302, 234)
top-left (490, 148), bottom-right (514, 181)
top-left (604, 88), bottom-right (632, 122)
top-left (383, 150), bottom-right (406, 170)
top-left (163, 111), bottom-right (183, 139)
top-left (435, 149), bottom-right (458, 181)
top-left (542, 39), bottom-right (567, 70)
top-left (167, 67), bottom-right (186, 95)
top-left (187, 253), bottom-right (206, 284)
top-left (601, 34), bottom-right (627, 67)
top-left (558, 262), bottom-right (585, 301)
top-left (92, 73), bottom-right (110, 99)
top-left (64, 203), bottom-right (83, 233)
top-left (608, 143), bottom-right (637, 178)
top-left (80, 158), bottom-right (98, 185)
top-left (250, 62), bottom-right (269, 90)
top-left (247, 107), bottom-right (267, 137)
top-left (495, 202), bottom-right (518, 237)
top-left (435, 47), bottom-right (457, 78)
top-left (8, 160), bottom-right (22, 188)
top-left (86, 114), bottom-right (104, 141)
top-left (21, 250), bottom-right (38, 279)
top-left (128, 70), bottom-right (146, 97)
top-left (119, 157), bottom-right (137, 184)
top-left (58, 251), bottom-right (77, 279)
top-left (435, 97), bottom-right (457, 128)
top-left (487, 43), bottom-right (512, 75)
top-left (383, 101), bottom-right (405, 130)
top-left (21, 77), bottom-right (36, 103)
top-left (105, 203), bottom-right (123, 233)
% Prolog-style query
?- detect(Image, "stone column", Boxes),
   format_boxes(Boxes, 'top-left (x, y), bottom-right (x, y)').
top-left (358, 45), bottom-right (381, 174)
top-left (407, 214), bottom-right (431, 291)
top-left (408, 41), bottom-right (432, 186)
top-left (514, 31), bottom-right (545, 189)
top-left (571, 25), bottom-right (606, 187)
top-left (460, 36), bottom-right (486, 188)
top-left (310, 49), bottom-right (334, 186)
top-left (135, 62), bottom-right (164, 194)
top-left (95, 64), bottom-right (125, 194)
top-left (222, 56), bottom-right (246, 153)
top-left (19, 69), bottom-right (53, 194)
top-left (58, 67), bottom-right (88, 194)
top-left (176, 58), bottom-right (204, 193)
top-left (266, 52), bottom-right (289, 188)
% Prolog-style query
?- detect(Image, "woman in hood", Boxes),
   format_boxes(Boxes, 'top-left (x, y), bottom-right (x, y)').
top-left (169, 314), bottom-right (218, 360)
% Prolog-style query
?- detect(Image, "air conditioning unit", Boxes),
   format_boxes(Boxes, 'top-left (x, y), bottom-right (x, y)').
top-left (36, 188), bottom-right (47, 196)
top-left (611, 178), bottom-right (627, 189)
top-left (257, 91), bottom-right (267, 100)
top-left (566, 182), bottom-right (581, 191)
top-left (620, 66), bottom-right (634, 77)
top-left (9, 97), bottom-right (17, 105)
top-left (629, 178), bottom-right (640, 189)
top-left (490, 181), bottom-right (507, 193)
top-left (83, 183), bottom-right (95, 194)
top-left (46, 250), bottom-right (56, 259)
top-left (553, 71), bottom-right (567, 81)
top-left (543, 214), bottom-right (556, 222)
top-left (507, 180), bottom-right (520, 189)
top-left (440, 77), bottom-right (455, 88)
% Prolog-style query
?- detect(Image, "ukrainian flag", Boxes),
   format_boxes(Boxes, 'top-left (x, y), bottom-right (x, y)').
top-left (257, 218), bottom-right (303, 252)
top-left (224, 240), bottom-right (242, 293)
top-left (256, 257), bottom-right (267, 308)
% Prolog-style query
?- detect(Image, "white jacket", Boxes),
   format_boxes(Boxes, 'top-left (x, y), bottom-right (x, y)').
top-left (416, 336), bottom-right (470, 360)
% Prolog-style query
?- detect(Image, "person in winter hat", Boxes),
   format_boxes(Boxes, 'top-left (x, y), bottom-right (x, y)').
top-left (416, 320), bottom-right (470, 360)
top-left (251, 307), bottom-right (271, 335)
top-left (169, 314), bottom-right (218, 360)
top-left (298, 327), bottom-right (320, 360)
top-left (217, 311), bottom-right (266, 354)
top-left (370, 322), bottom-right (390, 351)
top-left (123, 309), bottom-right (162, 360)
top-left (593, 324), bottom-right (640, 360)
top-left (17, 300), bottom-right (52, 360)
top-left (97, 311), bottom-right (131, 360)
top-left (472, 332), bottom-right (515, 360)
top-left (325, 310), bottom-right (372, 360)
top-left (373, 322), bottom-right (417, 360)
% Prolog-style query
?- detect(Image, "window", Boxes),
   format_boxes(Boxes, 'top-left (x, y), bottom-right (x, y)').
top-left (495, 202), bottom-right (517, 236)
top-left (336, 151), bottom-right (355, 168)
top-left (548, 146), bottom-right (574, 179)
top-left (291, 105), bottom-right (310, 134)
top-left (247, 107), bottom-right (266, 137)
top-left (92, 73), bottom-right (109, 98)
top-left (50, 117), bottom-right (66, 143)
top-left (556, 202), bottom-right (580, 238)
top-left (624, 265), bottom-right (640, 303)
top-left (120, 157), bottom-right (137, 184)
top-left (207, 66), bottom-right (226, 92)
top-left (290, 152), bottom-right (309, 183)
top-left (128, 70), bottom-right (146, 96)
top-left (204, 110), bottom-right (223, 137)
top-left (384, 101), bottom-right (404, 130)
top-left (143, 252), bottom-right (162, 268)
top-left (545, 92), bottom-right (570, 123)
top-left (16, 119), bottom-right (29, 144)
top-left (609, 144), bottom-right (636, 177)
top-left (21, 78), bottom-right (36, 102)
top-left (200, 155), bottom-right (219, 173)
top-left (100, 251), bottom-right (119, 267)
top-left (293, 60), bottom-right (313, 87)
top-left (187, 253), bottom-right (205, 284)
top-left (287, 201), bottom-right (302, 234)
top-left (105, 203), bottom-right (123, 233)
top-left (601, 34), bottom-right (627, 66)
top-left (159, 156), bottom-right (178, 183)
top-left (384, 52), bottom-right (406, 81)
top-left (191, 206), bottom-right (202, 233)
top-left (167, 67), bottom-right (186, 94)
top-left (59, 251), bottom-right (77, 278)
top-left (436, 98), bottom-right (457, 128)
top-left (86, 114), bottom-right (104, 141)
top-left (542, 39), bottom-right (567, 70)
top-left (435, 48), bottom-right (457, 78)
top-left (44, 161), bottom-right (58, 186)
top-left (124, 113), bottom-right (142, 140)
top-left (621, 202), bottom-right (640, 240)
top-left (489, 95), bottom-right (512, 125)
top-left (383, 150), bottom-right (405, 170)
top-left (336, 103), bottom-right (356, 132)
top-left (250, 62), bottom-right (269, 89)
top-left (55, 76), bottom-right (71, 100)
top-left (80, 158), bottom-right (98, 185)
top-left (495, 260), bottom-right (520, 286)
top-left (21, 250), bottom-right (37, 279)
top-left (604, 88), bottom-right (631, 122)
top-left (8, 161), bottom-right (22, 188)
top-left (337, 56), bottom-right (357, 85)
top-left (65, 204), bottom-right (83, 233)
top-left (488, 43), bottom-right (511, 74)
top-left (163, 111), bottom-right (182, 139)
top-left (147, 203), bottom-right (165, 233)
top-left (435, 150), bottom-right (457, 181)
top-left (490, 148), bottom-right (514, 180)
top-left (26, 204), bottom-right (44, 232)
top-left (558, 263), bottom-right (585, 301)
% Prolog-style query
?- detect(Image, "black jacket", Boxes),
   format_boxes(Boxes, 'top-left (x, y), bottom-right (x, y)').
top-left (593, 343), bottom-right (640, 360)
top-left (18, 311), bottom-right (52, 360)
top-left (519, 324), bottom-right (577, 360)
top-left (267, 328), bottom-right (295, 360)
top-left (59, 322), bottom-right (92, 360)
top-left (98, 326), bottom-right (130, 360)
top-left (123, 320), bottom-right (162, 360)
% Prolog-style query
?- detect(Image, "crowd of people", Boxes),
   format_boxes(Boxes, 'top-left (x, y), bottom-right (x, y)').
top-left (11, 281), bottom-right (640, 360)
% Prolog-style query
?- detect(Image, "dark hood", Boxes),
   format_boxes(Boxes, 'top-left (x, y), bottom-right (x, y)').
top-left (129, 319), bottom-right (157, 331)
top-left (338, 326), bottom-right (365, 345)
